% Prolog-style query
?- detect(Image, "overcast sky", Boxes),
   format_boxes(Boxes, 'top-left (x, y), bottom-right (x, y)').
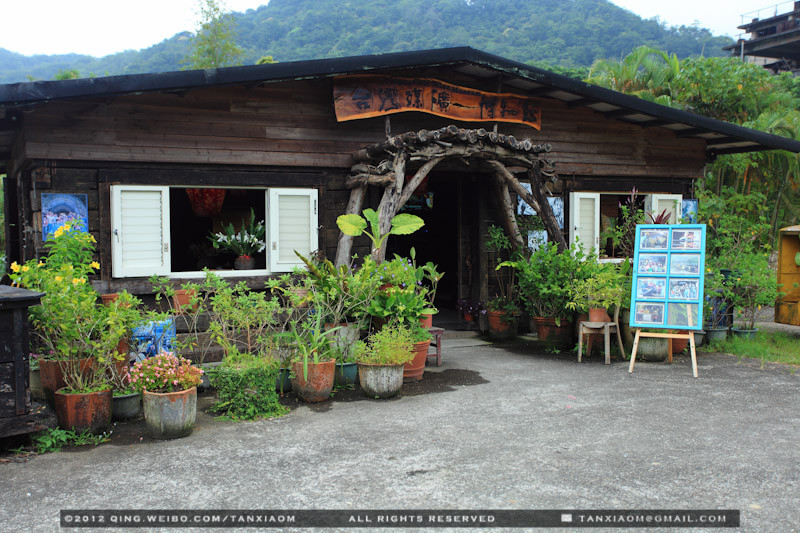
top-left (0, 0), bottom-right (791, 58)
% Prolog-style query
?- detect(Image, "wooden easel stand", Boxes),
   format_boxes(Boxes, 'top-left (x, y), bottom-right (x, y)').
top-left (628, 329), bottom-right (698, 378)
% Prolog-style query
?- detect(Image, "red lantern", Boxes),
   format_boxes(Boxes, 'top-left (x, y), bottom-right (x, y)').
top-left (186, 189), bottom-right (226, 217)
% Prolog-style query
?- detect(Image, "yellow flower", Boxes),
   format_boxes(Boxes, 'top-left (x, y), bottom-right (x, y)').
top-left (21, 265), bottom-right (29, 272)
top-left (54, 227), bottom-right (64, 238)
top-left (37, 262), bottom-right (44, 267)
top-left (89, 235), bottom-right (96, 243)
top-left (90, 261), bottom-right (100, 269)
top-left (55, 276), bottom-right (63, 282)
top-left (10, 262), bottom-right (20, 273)
top-left (72, 278), bottom-right (86, 285)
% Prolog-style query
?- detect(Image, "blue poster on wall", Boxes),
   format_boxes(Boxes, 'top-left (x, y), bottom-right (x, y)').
top-left (629, 224), bottom-right (706, 330)
top-left (41, 193), bottom-right (89, 240)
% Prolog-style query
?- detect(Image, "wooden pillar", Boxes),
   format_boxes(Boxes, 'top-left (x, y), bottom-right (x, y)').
top-left (478, 178), bottom-right (489, 333)
top-left (334, 184), bottom-right (368, 267)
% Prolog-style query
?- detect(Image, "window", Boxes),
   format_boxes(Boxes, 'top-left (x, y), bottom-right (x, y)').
top-left (568, 192), bottom-right (682, 257)
top-left (110, 185), bottom-right (318, 278)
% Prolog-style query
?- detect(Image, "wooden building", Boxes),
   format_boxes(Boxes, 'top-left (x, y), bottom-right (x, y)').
top-left (1, 47), bottom-right (799, 318)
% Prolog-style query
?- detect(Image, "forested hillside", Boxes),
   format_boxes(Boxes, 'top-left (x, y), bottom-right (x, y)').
top-left (0, 0), bottom-right (733, 83)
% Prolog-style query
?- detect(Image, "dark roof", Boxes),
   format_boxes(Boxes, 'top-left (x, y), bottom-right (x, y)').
top-left (1, 46), bottom-right (799, 158)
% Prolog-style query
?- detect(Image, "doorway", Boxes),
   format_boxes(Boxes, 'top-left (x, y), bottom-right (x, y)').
top-left (386, 173), bottom-right (464, 326)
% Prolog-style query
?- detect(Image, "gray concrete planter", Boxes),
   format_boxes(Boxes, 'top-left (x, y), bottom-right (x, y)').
top-left (143, 387), bottom-right (197, 440)
top-left (635, 337), bottom-right (669, 362)
top-left (357, 363), bottom-right (404, 399)
top-left (112, 392), bottom-right (142, 421)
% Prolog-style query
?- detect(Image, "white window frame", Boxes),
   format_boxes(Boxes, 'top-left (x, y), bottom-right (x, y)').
top-left (110, 185), bottom-right (319, 279)
top-left (268, 188), bottom-right (319, 273)
top-left (570, 191), bottom-right (683, 259)
top-left (569, 192), bottom-right (600, 254)
top-left (111, 185), bottom-right (171, 278)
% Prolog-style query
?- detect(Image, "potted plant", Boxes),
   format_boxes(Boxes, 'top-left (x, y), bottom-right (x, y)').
top-left (353, 321), bottom-right (415, 398)
top-left (207, 352), bottom-right (289, 420)
top-left (129, 352), bottom-right (203, 439)
top-left (208, 208), bottom-right (266, 269)
top-left (288, 313), bottom-right (337, 403)
top-left (703, 267), bottom-right (732, 342)
top-left (337, 208), bottom-right (424, 262)
top-left (728, 253), bottom-right (781, 339)
top-left (505, 242), bottom-right (593, 345)
top-left (567, 261), bottom-right (627, 321)
top-left (486, 225), bottom-right (521, 340)
top-left (456, 298), bottom-right (485, 327)
top-left (403, 324), bottom-right (433, 382)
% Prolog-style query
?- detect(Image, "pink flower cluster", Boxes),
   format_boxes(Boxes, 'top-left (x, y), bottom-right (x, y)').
top-left (129, 352), bottom-right (203, 393)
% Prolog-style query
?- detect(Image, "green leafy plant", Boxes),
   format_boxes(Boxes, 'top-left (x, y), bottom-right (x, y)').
top-left (353, 322), bottom-right (414, 365)
top-left (150, 270), bottom-right (228, 365)
top-left (208, 354), bottom-right (289, 420)
top-left (129, 352), bottom-right (203, 393)
top-left (288, 312), bottom-right (337, 380)
top-left (567, 261), bottom-right (629, 314)
top-left (504, 242), bottom-right (594, 325)
top-left (486, 225), bottom-right (520, 316)
top-left (9, 221), bottom-right (142, 393)
top-left (208, 207), bottom-right (266, 257)
top-left (728, 253), bottom-right (782, 331)
top-left (30, 427), bottom-right (109, 454)
top-left (208, 281), bottom-right (284, 359)
top-left (337, 208), bottom-right (424, 260)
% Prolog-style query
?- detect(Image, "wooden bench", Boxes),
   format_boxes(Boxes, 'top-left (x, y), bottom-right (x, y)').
top-left (426, 327), bottom-right (444, 366)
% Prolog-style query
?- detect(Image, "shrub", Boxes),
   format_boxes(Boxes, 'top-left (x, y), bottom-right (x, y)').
top-left (208, 355), bottom-right (288, 421)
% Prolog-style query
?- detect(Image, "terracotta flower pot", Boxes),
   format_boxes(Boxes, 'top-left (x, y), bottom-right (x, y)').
top-left (419, 315), bottom-right (433, 329)
top-left (532, 316), bottom-right (574, 348)
top-left (143, 387), bottom-right (197, 439)
top-left (39, 357), bottom-right (96, 406)
top-left (487, 310), bottom-right (517, 340)
top-left (54, 388), bottom-right (112, 434)
top-left (291, 359), bottom-right (335, 403)
top-left (100, 293), bottom-right (119, 305)
top-left (171, 289), bottom-right (198, 314)
top-left (403, 340), bottom-right (431, 382)
top-left (588, 308), bottom-right (611, 322)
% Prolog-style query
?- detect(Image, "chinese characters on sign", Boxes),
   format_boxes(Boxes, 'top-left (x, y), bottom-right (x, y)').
top-left (629, 224), bottom-right (707, 330)
top-left (333, 76), bottom-right (542, 130)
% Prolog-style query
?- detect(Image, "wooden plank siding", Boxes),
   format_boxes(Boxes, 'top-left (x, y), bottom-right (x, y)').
top-left (17, 80), bottom-right (706, 179)
top-left (10, 76), bottom-right (706, 292)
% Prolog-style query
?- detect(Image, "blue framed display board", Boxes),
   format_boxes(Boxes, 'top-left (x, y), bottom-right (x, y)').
top-left (629, 224), bottom-right (706, 330)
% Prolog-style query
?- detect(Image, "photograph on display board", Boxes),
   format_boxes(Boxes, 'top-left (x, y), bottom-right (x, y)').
top-left (640, 229), bottom-right (669, 250)
top-left (671, 229), bottom-right (702, 250)
top-left (670, 253), bottom-right (701, 275)
top-left (636, 278), bottom-right (667, 299)
top-left (669, 279), bottom-right (700, 300)
top-left (668, 303), bottom-right (699, 327)
top-left (637, 253), bottom-right (668, 274)
top-left (634, 302), bottom-right (665, 324)
top-left (681, 200), bottom-right (698, 223)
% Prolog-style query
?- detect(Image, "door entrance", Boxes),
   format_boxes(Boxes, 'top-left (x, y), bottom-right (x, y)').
top-left (385, 174), bottom-right (464, 325)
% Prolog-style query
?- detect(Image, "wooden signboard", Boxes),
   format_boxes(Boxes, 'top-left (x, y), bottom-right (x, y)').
top-left (333, 75), bottom-right (542, 130)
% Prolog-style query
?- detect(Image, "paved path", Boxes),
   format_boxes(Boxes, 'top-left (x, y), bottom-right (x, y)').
top-left (2, 339), bottom-right (798, 532)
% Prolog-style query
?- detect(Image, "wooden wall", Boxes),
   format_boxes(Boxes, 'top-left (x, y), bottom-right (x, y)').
top-left (9, 73), bottom-right (706, 296)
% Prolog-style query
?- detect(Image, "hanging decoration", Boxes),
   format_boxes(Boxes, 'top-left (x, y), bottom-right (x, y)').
top-left (186, 189), bottom-right (226, 217)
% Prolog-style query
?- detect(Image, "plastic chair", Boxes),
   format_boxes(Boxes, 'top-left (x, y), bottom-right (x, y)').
top-left (577, 306), bottom-right (626, 365)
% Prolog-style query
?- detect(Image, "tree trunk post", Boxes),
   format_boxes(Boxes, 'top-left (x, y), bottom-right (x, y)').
top-left (334, 184), bottom-right (368, 267)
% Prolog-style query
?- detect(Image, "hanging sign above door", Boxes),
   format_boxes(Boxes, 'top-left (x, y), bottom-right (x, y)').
top-left (333, 75), bottom-right (542, 130)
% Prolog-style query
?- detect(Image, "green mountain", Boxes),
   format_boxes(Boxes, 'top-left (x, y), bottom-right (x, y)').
top-left (0, 0), bottom-right (733, 84)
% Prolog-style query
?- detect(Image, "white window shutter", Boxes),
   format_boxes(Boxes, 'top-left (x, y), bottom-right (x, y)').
top-left (646, 194), bottom-right (682, 224)
top-left (268, 188), bottom-right (319, 273)
top-left (569, 192), bottom-right (599, 254)
top-left (111, 186), bottom-right (171, 277)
